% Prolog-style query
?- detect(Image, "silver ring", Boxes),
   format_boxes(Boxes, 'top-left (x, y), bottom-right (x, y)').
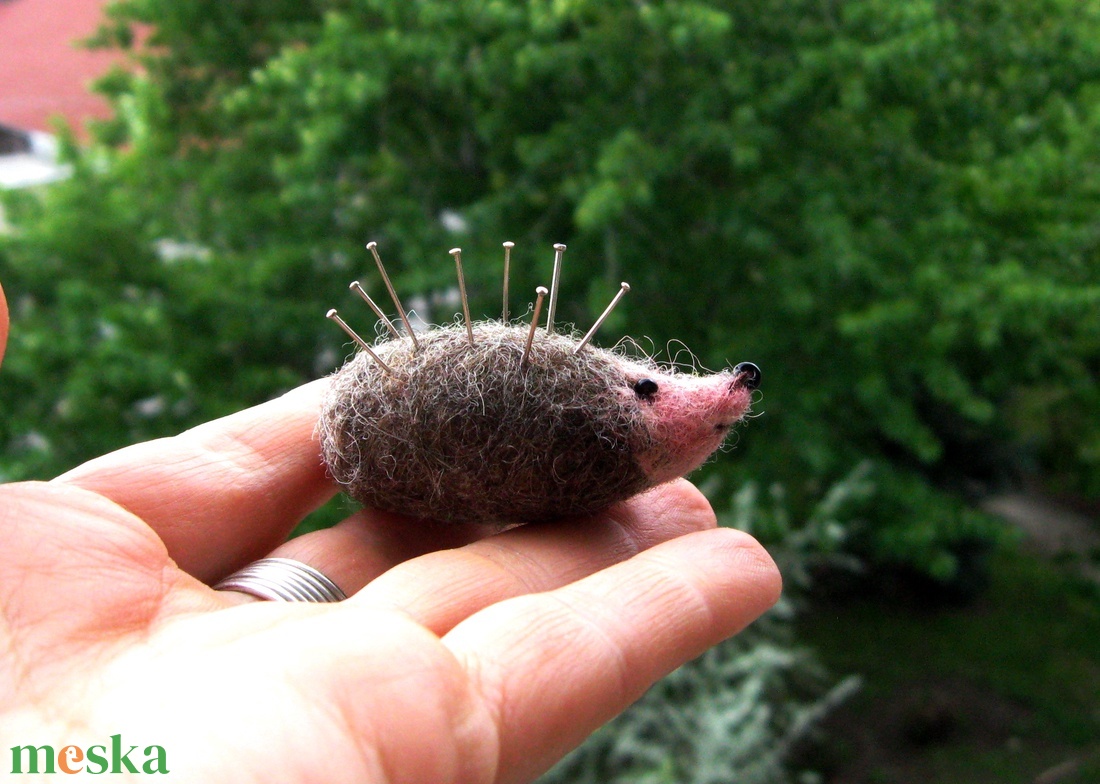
top-left (214, 557), bottom-right (347, 603)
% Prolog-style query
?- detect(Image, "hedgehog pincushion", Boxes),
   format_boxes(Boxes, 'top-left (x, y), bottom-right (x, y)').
top-left (319, 243), bottom-right (760, 527)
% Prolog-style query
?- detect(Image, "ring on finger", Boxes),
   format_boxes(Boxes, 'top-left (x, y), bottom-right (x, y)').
top-left (213, 557), bottom-right (348, 603)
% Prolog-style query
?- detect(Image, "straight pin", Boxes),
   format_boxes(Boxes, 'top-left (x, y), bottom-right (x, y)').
top-left (450, 247), bottom-right (474, 346)
top-left (326, 309), bottom-right (399, 376)
top-left (502, 241), bottom-right (514, 322)
top-left (349, 281), bottom-right (401, 340)
top-left (367, 241), bottom-right (420, 352)
top-left (574, 282), bottom-right (631, 354)
top-left (545, 243), bottom-right (566, 334)
top-left (522, 286), bottom-right (549, 369)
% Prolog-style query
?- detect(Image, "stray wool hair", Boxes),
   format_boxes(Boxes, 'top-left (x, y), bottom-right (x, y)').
top-left (319, 321), bottom-right (753, 526)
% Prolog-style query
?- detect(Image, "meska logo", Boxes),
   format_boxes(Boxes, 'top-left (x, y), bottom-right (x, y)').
top-left (10, 735), bottom-right (168, 775)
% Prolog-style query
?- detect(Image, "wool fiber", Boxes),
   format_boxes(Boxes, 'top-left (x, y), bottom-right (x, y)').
top-left (319, 322), bottom-right (658, 525)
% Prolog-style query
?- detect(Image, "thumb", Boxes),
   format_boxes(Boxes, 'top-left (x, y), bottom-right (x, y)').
top-left (0, 279), bottom-right (8, 370)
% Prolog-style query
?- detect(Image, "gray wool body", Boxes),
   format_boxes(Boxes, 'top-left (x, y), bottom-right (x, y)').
top-left (319, 322), bottom-right (657, 526)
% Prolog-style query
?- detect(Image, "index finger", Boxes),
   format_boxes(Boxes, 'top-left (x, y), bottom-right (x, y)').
top-left (443, 527), bottom-right (783, 784)
top-left (55, 379), bottom-right (336, 582)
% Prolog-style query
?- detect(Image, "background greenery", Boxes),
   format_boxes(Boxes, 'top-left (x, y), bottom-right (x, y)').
top-left (2, 0), bottom-right (1098, 780)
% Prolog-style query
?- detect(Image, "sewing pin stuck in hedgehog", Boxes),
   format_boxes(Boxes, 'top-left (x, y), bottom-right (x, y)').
top-left (319, 241), bottom-right (761, 527)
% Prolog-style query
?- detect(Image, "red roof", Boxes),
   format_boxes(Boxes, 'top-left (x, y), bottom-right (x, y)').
top-left (0, 0), bottom-right (119, 136)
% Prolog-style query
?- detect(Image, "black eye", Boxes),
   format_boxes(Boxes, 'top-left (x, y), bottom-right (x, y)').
top-left (633, 378), bottom-right (659, 398)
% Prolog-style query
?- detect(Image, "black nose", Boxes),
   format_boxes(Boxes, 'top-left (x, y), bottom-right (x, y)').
top-left (732, 362), bottom-right (761, 391)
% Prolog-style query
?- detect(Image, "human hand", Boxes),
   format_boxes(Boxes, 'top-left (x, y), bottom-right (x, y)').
top-left (0, 285), bottom-right (781, 783)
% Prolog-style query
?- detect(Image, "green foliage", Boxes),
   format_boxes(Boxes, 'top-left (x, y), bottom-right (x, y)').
top-left (723, 462), bottom-right (872, 589)
top-left (0, 156), bottom-right (312, 479)
top-left (3, 0), bottom-right (1099, 576)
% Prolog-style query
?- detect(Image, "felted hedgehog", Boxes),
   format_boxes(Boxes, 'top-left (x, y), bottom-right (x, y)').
top-left (318, 242), bottom-right (760, 527)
